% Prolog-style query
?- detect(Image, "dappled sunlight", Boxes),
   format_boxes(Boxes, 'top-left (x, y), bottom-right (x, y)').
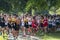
top-left (49, 8), bottom-right (60, 15)
top-left (0, 0), bottom-right (60, 40)
top-left (56, 8), bottom-right (60, 15)
top-left (49, 11), bottom-right (54, 15)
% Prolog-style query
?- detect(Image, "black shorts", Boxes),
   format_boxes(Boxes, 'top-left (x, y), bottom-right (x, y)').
top-left (8, 23), bottom-right (12, 28)
top-left (0, 22), bottom-right (5, 28)
top-left (48, 24), bottom-right (52, 28)
top-left (24, 22), bottom-right (29, 28)
top-left (40, 23), bottom-right (43, 27)
top-left (28, 25), bottom-right (32, 27)
top-left (12, 24), bottom-right (20, 31)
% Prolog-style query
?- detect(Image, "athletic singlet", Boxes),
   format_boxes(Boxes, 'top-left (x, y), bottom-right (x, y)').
top-left (11, 18), bottom-right (16, 22)
top-left (24, 18), bottom-right (28, 23)
top-left (43, 18), bottom-right (48, 27)
top-left (8, 18), bottom-right (12, 22)
top-left (21, 19), bottom-right (24, 26)
top-left (32, 20), bottom-right (37, 28)
top-left (28, 18), bottom-right (32, 25)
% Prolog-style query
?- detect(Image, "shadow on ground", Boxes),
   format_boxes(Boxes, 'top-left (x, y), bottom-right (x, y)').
top-left (36, 31), bottom-right (60, 40)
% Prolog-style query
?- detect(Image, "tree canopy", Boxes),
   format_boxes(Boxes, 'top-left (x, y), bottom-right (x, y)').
top-left (0, 0), bottom-right (60, 14)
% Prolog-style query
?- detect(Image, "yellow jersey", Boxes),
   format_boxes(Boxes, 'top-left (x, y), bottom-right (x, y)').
top-left (8, 18), bottom-right (12, 22)
top-left (11, 18), bottom-right (16, 22)
top-left (24, 18), bottom-right (28, 23)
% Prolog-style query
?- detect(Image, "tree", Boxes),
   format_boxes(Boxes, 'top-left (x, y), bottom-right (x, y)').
top-left (0, 0), bottom-right (12, 12)
top-left (25, 0), bottom-right (48, 15)
top-left (25, 0), bottom-right (48, 11)
top-left (46, 0), bottom-right (60, 14)
top-left (0, 0), bottom-right (28, 13)
top-left (0, 0), bottom-right (60, 14)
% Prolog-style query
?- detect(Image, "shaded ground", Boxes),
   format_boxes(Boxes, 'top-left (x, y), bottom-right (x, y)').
top-left (36, 31), bottom-right (60, 40)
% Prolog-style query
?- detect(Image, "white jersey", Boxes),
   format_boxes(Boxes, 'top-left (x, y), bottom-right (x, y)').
top-left (27, 17), bottom-right (32, 25)
top-left (21, 19), bottom-right (24, 26)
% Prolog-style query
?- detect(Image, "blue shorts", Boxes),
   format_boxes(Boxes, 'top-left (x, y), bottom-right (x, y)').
top-left (48, 24), bottom-right (52, 28)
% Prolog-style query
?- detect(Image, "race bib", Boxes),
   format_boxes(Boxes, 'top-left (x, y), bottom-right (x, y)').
top-left (5, 22), bottom-right (8, 25)
top-left (22, 22), bottom-right (24, 26)
top-left (28, 22), bottom-right (32, 25)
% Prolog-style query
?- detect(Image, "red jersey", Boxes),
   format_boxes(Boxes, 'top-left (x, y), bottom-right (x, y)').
top-left (43, 18), bottom-right (48, 27)
top-left (32, 20), bottom-right (37, 28)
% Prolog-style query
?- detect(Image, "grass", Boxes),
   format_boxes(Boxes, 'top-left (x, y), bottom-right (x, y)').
top-left (36, 31), bottom-right (60, 40)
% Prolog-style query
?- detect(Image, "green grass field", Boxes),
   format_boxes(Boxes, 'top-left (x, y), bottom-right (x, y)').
top-left (36, 31), bottom-right (60, 40)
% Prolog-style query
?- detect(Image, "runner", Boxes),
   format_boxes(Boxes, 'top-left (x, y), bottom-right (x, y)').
top-left (43, 16), bottom-right (48, 33)
top-left (27, 14), bottom-right (32, 35)
top-left (32, 16), bottom-right (38, 36)
top-left (0, 14), bottom-right (5, 32)
top-left (24, 15), bottom-right (29, 36)
top-left (40, 16), bottom-right (44, 32)
top-left (21, 16), bottom-right (25, 36)
top-left (11, 14), bottom-right (20, 38)
top-left (7, 14), bottom-right (12, 33)
top-left (48, 16), bottom-right (53, 32)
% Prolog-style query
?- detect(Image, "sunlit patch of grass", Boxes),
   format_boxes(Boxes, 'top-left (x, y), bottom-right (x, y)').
top-left (43, 34), bottom-right (60, 40)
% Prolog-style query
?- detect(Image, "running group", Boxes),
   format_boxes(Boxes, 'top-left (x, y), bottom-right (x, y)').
top-left (0, 13), bottom-right (60, 38)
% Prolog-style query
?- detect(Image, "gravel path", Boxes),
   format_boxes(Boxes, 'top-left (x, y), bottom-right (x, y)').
top-left (8, 34), bottom-right (41, 40)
